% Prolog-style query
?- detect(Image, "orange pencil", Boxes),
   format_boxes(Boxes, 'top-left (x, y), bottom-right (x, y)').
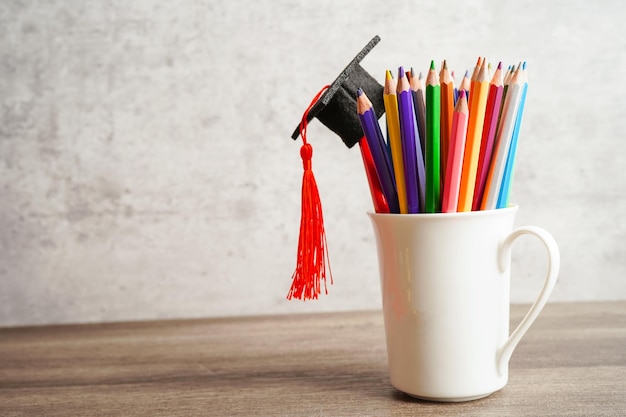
top-left (440, 60), bottom-right (455, 186)
top-left (457, 58), bottom-right (489, 211)
top-left (467, 57), bottom-right (482, 112)
top-left (441, 90), bottom-right (469, 213)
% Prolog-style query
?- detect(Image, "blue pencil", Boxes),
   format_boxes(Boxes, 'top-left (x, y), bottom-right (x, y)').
top-left (357, 88), bottom-right (400, 213)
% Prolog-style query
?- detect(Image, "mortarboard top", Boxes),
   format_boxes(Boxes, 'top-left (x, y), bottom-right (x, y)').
top-left (291, 35), bottom-right (385, 149)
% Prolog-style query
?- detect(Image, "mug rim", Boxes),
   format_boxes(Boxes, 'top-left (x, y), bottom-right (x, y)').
top-left (367, 205), bottom-right (518, 218)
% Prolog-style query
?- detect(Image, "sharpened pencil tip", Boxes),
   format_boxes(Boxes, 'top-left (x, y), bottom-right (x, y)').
top-left (386, 70), bottom-right (392, 80)
top-left (430, 60), bottom-right (435, 70)
top-left (522, 61), bottom-right (527, 70)
top-left (497, 61), bottom-right (502, 70)
top-left (398, 66), bottom-right (405, 78)
top-left (357, 88), bottom-right (363, 97)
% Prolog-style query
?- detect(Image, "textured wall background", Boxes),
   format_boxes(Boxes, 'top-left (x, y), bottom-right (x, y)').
top-left (1, 0), bottom-right (624, 326)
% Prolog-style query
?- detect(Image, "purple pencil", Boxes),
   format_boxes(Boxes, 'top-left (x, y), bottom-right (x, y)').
top-left (356, 89), bottom-right (400, 213)
top-left (396, 67), bottom-right (425, 213)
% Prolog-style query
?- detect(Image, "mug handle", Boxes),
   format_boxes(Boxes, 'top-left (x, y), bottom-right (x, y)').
top-left (496, 225), bottom-right (560, 374)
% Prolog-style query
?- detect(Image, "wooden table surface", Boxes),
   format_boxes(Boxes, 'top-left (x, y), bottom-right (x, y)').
top-left (1, 302), bottom-right (624, 416)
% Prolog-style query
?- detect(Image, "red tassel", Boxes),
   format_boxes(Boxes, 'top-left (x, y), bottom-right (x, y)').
top-left (287, 86), bottom-right (333, 300)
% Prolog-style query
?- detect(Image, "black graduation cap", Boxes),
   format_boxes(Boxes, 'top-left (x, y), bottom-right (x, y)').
top-left (291, 35), bottom-right (385, 149)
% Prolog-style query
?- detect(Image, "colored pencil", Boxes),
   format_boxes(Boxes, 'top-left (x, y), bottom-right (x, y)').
top-left (500, 65), bottom-right (513, 104)
top-left (472, 62), bottom-right (504, 211)
top-left (383, 70), bottom-right (409, 214)
top-left (451, 70), bottom-right (459, 104)
top-left (441, 90), bottom-right (469, 213)
top-left (457, 58), bottom-right (489, 211)
top-left (351, 57), bottom-right (528, 214)
top-left (357, 88), bottom-right (400, 213)
top-left (497, 62), bottom-right (528, 208)
top-left (480, 66), bottom-right (524, 210)
top-left (440, 60), bottom-right (455, 186)
top-left (358, 139), bottom-right (389, 213)
top-left (411, 72), bottom-right (427, 211)
top-left (504, 65), bottom-right (514, 84)
top-left (411, 69), bottom-right (428, 163)
top-left (396, 67), bottom-right (421, 213)
top-left (467, 57), bottom-right (482, 112)
top-left (458, 70), bottom-right (471, 102)
top-left (425, 60), bottom-right (441, 213)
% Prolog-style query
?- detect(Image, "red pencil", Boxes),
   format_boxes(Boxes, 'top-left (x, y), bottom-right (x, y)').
top-left (358, 139), bottom-right (389, 213)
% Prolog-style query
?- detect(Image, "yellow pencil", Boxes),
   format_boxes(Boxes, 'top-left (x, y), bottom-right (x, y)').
top-left (383, 70), bottom-right (408, 213)
top-left (457, 58), bottom-right (489, 211)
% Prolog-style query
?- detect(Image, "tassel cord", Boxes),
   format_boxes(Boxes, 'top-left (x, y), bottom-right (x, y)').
top-left (287, 85), bottom-right (333, 300)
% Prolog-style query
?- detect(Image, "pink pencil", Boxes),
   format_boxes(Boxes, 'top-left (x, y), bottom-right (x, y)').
top-left (441, 90), bottom-right (469, 213)
top-left (472, 62), bottom-right (504, 211)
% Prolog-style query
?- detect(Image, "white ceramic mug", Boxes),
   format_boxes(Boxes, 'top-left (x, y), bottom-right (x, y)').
top-left (368, 206), bottom-right (559, 402)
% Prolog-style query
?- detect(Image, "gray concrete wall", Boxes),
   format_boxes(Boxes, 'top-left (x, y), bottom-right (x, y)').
top-left (1, 0), bottom-right (624, 326)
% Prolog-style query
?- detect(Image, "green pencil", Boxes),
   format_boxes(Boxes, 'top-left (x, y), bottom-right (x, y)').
top-left (425, 60), bottom-right (441, 213)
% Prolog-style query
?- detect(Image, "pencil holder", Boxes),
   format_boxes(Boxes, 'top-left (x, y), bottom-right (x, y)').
top-left (368, 206), bottom-right (559, 402)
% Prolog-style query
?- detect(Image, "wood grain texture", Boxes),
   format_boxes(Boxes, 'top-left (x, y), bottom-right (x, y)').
top-left (1, 302), bottom-right (624, 416)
